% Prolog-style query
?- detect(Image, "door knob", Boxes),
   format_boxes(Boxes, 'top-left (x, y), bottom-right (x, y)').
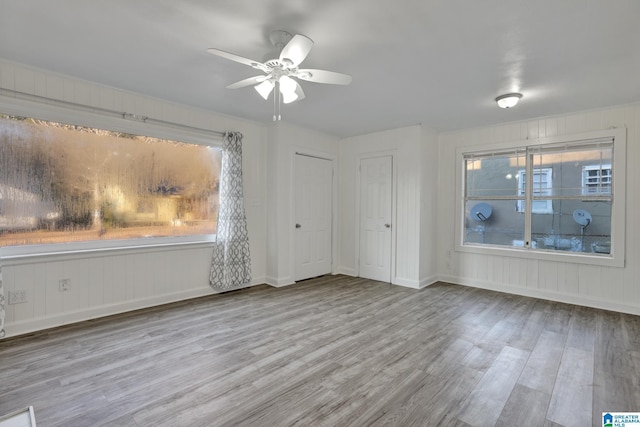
top-left (384, 223), bottom-right (391, 228)
top-left (295, 223), bottom-right (301, 229)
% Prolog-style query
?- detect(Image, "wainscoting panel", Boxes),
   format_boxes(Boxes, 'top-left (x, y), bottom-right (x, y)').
top-left (2, 246), bottom-right (218, 337)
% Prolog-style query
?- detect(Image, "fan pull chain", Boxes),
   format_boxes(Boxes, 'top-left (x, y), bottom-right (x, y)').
top-left (273, 84), bottom-right (277, 121)
top-left (273, 81), bottom-right (282, 121)
top-left (278, 82), bottom-right (282, 121)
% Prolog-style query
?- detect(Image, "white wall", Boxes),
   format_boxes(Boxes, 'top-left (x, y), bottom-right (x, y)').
top-left (265, 121), bottom-right (339, 286)
top-left (437, 104), bottom-right (640, 315)
top-left (338, 124), bottom-right (438, 288)
top-left (420, 125), bottom-right (439, 285)
top-left (0, 60), bottom-right (268, 337)
top-left (3, 59), bottom-right (638, 338)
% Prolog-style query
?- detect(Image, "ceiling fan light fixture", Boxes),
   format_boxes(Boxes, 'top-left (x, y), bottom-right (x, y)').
top-left (279, 75), bottom-right (304, 104)
top-left (495, 93), bottom-right (523, 109)
top-left (255, 80), bottom-right (274, 100)
top-left (279, 75), bottom-right (297, 94)
top-left (282, 91), bottom-right (299, 104)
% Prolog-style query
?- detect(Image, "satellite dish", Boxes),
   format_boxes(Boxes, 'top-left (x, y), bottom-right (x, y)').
top-left (573, 209), bottom-right (592, 227)
top-left (470, 203), bottom-right (492, 222)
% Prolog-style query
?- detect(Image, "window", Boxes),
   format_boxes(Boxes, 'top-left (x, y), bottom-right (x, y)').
top-left (456, 128), bottom-right (626, 267)
top-left (516, 168), bottom-right (553, 214)
top-left (0, 114), bottom-right (221, 248)
top-left (582, 164), bottom-right (611, 195)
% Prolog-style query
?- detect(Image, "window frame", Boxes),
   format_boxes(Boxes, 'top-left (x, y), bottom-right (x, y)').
top-left (0, 94), bottom-right (222, 260)
top-left (455, 128), bottom-right (626, 268)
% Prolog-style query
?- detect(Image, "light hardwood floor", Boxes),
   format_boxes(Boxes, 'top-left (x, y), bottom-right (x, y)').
top-left (1, 275), bottom-right (639, 426)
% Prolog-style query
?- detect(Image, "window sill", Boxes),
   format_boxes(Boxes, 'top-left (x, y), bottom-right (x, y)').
top-left (455, 242), bottom-right (623, 268)
top-left (0, 235), bottom-right (216, 266)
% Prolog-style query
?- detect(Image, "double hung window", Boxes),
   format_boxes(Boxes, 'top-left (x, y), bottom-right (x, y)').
top-left (457, 129), bottom-right (626, 267)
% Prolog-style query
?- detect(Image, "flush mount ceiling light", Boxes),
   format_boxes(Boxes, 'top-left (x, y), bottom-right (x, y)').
top-left (495, 93), bottom-right (523, 109)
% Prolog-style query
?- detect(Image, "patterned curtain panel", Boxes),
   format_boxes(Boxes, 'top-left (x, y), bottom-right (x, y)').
top-left (209, 131), bottom-right (252, 290)
top-left (0, 260), bottom-right (5, 338)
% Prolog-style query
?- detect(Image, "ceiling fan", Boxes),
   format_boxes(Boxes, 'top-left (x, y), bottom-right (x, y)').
top-left (207, 30), bottom-right (352, 120)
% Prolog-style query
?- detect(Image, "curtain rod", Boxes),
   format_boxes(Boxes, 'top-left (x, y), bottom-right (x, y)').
top-left (0, 87), bottom-right (225, 138)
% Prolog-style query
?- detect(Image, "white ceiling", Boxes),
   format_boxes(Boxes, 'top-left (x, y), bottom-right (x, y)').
top-left (1, 1), bottom-right (639, 138)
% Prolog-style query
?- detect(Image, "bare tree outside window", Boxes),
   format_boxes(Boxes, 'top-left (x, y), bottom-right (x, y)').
top-left (0, 115), bottom-right (221, 246)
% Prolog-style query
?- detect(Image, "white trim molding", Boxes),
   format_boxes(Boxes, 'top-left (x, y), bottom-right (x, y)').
top-left (438, 274), bottom-right (640, 317)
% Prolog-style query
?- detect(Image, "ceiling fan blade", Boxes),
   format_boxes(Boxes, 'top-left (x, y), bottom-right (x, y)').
top-left (207, 48), bottom-right (265, 70)
top-left (226, 75), bottom-right (267, 89)
top-left (296, 69), bottom-right (352, 85)
top-left (279, 34), bottom-right (314, 67)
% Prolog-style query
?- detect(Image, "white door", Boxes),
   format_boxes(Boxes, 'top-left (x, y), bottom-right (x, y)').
top-left (359, 156), bottom-right (393, 282)
top-left (294, 154), bottom-right (333, 281)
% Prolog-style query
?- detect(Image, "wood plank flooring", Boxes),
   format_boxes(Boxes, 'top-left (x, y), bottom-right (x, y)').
top-left (1, 275), bottom-right (639, 426)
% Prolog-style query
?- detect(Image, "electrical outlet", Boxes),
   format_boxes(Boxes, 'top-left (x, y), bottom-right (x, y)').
top-left (8, 290), bottom-right (28, 305)
top-left (59, 278), bottom-right (71, 292)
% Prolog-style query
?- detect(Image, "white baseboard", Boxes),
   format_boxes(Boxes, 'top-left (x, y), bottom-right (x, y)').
top-left (5, 286), bottom-right (214, 338)
top-left (336, 267), bottom-right (357, 276)
top-left (438, 274), bottom-right (640, 316)
top-left (249, 277), bottom-right (267, 286)
top-left (392, 277), bottom-right (421, 289)
top-left (11, 272), bottom-right (635, 340)
top-left (419, 275), bottom-right (439, 289)
top-left (265, 276), bottom-right (296, 287)
top-left (269, 282), bottom-right (296, 288)
top-left (3, 281), bottom-right (262, 339)
top-left (393, 275), bottom-right (438, 289)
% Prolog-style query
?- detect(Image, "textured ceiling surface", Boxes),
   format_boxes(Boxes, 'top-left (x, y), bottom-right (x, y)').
top-left (1, 1), bottom-right (639, 137)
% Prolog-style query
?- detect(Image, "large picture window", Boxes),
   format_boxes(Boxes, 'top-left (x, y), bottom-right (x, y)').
top-left (457, 129), bottom-right (626, 267)
top-left (0, 114), bottom-right (221, 248)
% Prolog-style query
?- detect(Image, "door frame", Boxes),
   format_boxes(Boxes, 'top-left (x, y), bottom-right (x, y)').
top-left (355, 151), bottom-right (398, 284)
top-left (291, 148), bottom-right (338, 281)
